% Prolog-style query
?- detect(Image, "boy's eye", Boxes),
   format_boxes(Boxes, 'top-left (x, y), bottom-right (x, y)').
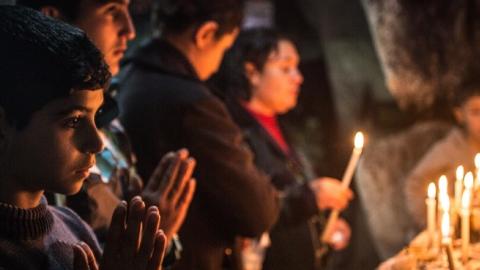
top-left (63, 116), bottom-right (83, 128)
top-left (105, 4), bottom-right (123, 16)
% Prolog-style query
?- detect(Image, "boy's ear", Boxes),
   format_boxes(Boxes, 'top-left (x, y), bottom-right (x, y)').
top-left (244, 62), bottom-right (261, 88)
top-left (454, 107), bottom-right (465, 124)
top-left (194, 21), bottom-right (219, 49)
top-left (40, 6), bottom-right (63, 20)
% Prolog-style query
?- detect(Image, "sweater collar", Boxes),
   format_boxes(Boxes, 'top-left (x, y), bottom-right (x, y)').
top-left (0, 197), bottom-right (54, 240)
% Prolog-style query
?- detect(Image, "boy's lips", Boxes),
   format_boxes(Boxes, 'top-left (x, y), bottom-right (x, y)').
top-left (76, 163), bottom-right (95, 173)
top-left (113, 46), bottom-right (127, 56)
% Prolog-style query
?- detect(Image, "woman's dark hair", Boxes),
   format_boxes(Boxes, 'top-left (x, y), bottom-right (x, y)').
top-left (212, 28), bottom-right (290, 101)
top-left (152, 0), bottom-right (244, 38)
top-left (0, 5), bottom-right (111, 129)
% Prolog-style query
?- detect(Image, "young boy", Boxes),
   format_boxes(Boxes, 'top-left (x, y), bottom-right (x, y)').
top-left (0, 6), bottom-right (165, 270)
top-left (17, 0), bottom-right (197, 256)
top-left (405, 78), bottom-right (480, 231)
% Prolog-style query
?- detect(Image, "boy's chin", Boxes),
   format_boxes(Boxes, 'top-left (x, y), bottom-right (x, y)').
top-left (54, 180), bottom-right (85, 196)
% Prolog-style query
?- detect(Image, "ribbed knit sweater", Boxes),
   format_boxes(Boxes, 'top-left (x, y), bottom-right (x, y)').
top-left (0, 197), bottom-right (101, 270)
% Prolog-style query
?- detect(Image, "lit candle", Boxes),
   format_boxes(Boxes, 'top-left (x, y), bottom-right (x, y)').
top-left (438, 175), bottom-right (449, 212)
top-left (340, 132), bottom-right (364, 188)
top-left (465, 172), bottom-right (474, 191)
top-left (461, 190), bottom-right (471, 263)
top-left (426, 182), bottom-right (437, 242)
top-left (439, 175), bottom-right (448, 194)
top-left (475, 153), bottom-right (480, 189)
top-left (440, 194), bottom-right (450, 213)
top-left (321, 132), bottom-right (364, 243)
top-left (441, 210), bottom-right (451, 242)
top-left (455, 166), bottom-right (464, 212)
top-left (441, 211), bottom-right (455, 270)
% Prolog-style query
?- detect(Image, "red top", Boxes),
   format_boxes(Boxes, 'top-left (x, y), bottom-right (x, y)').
top-left (243, 104), bottom-right (291, 155)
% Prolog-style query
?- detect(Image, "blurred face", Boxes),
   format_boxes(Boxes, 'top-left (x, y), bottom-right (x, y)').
top-left (4, 90), bottom-right (104, 195)
top-left (455, 95), bottom-right (480, 142)
top-left (247, 40), bottom-right (303, 115)
top-left (197, 28), bottom-right (239, 80)
top-left (74, 0), bottom-right (135, 75)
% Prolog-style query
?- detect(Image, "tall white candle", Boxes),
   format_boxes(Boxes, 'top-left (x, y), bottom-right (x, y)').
top-left (426, 182), bottom-right (436, 241)
top-left (455, 166), bottom-right (464, 212)
top-left (475, 154), bottom-right (480, 189)
top-left (438, 175), bottom-right (449, 212)
top-left (441, 211), bottom-right (451, 242)
top-left (439, 175), bottom-right (448, 194)
top-left (465, 172), bottom-right (474, 191)
top-left (440, 195), bottom-right (450, 217)
top-left (321, 132), bottom-right (364, 243)
top-left (441, 211), bottom-right (456, 270)
top-left (340, 132), bottom-right (364, 188)
top-left (461, 190), bottom-right (471, 263)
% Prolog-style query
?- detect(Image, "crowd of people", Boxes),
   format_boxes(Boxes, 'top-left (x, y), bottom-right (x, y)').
top-left (0, 1), bottom-right (356, 270)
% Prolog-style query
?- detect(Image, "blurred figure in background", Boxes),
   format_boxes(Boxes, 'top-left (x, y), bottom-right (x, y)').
top-left (117, 1), bottom-right (280, 269)
top-left (405, 78), bottom-right (480, 231)
top-left (212, 28), bottom-right (353, 270)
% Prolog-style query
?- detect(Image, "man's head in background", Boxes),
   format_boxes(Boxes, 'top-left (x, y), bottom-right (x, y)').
top-left (18, 0), bottom-right (136, 75)
top-left (153, 0), bottom-right (244, 80)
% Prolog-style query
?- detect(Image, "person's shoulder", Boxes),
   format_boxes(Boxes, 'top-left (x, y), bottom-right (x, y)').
top-left (429, 127), bottom-right (465, 153)
top-left (409, 127), bottom-right (463, 175)
top-left (49, 206), bottom-right (101, 253)
top-left (48, 206), bottom-right (97, 240)
top-left (48, 206), bottom-right (89, 232)
top-left (119, 66), bottom-right (211, 104)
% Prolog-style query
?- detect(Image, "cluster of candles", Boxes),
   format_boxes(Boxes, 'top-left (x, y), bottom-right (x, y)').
top-left (425, 154), bottom-right (480, 269)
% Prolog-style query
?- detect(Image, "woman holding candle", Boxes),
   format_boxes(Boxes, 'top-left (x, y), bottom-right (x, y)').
top-left (211, 28), bottom-right (353, 270)
top-left (404, 78), bottom-right (480, 232)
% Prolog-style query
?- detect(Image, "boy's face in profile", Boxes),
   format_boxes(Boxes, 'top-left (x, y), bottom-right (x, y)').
top-left (456, 95), bottom-right (480, 142)
top-left (74, 0), bottom-right (135, 75)
top-left (3, 90), bottom-right (104, 195)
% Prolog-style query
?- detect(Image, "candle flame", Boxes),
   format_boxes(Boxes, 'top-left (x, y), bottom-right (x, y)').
top-left (354, 132), bottom-right (364, 149)
top-left (475, 153), bottom-right (480, 169)
top-left (462, 190), bottom-right (471, 209)
top-left (465, 172), bottom-right (474, 189)
top-left (441, 211), bottom-right (450, 239)
top-left (438, 175), bottom-right (448, 193)
top-left (456, 165), bottom-right (464, 182)
top-left (428, 182), bottom-right (436, 198)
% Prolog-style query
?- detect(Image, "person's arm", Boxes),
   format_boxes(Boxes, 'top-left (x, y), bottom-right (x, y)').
top-left (182, 97), bottom-right (280, 237)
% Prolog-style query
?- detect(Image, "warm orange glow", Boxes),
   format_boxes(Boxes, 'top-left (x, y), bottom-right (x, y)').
top-left (475, 153), bottom-right (480, 169)
top-left (428, 182), bottom-right (436, 199)
top-left (354, 132), bottom-right (364, 149)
